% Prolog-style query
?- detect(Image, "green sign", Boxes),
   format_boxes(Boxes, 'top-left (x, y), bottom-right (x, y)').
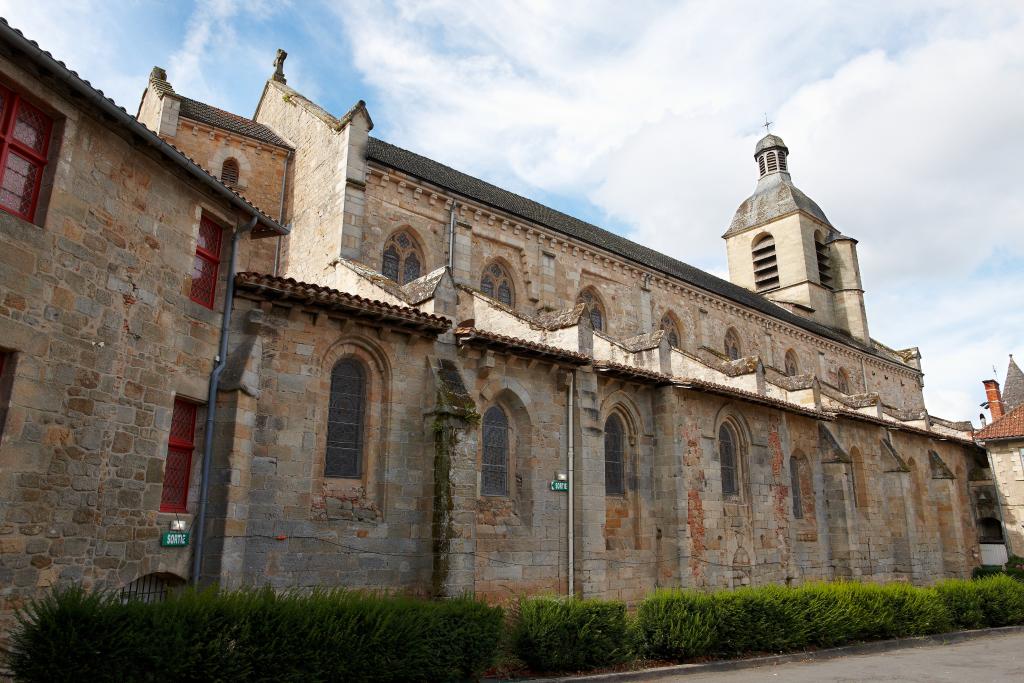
top-left (161, 531), bottom-right (190, 547)
top-left (550, 480), bottom-right (569, 492)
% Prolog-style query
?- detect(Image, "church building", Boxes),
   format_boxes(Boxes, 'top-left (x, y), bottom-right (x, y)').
top-left (0, 23), bottom-right (983, 634)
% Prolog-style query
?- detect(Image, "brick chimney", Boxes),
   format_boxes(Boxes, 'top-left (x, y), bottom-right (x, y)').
top-left (983, 379), bottom-right (1005, 421)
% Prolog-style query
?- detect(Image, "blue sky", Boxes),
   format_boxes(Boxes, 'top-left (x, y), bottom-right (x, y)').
top-left (5, 1), bottom-right (1023, 421)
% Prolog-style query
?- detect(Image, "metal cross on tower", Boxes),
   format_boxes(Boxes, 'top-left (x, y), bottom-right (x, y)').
top-left (762, 113), bottom-right (773, 135)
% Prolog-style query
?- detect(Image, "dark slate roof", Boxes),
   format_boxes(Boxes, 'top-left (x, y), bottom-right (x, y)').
top-left (1003, 356), bottom-right (1024, 412)
top-left (179, 97), bottom-right (291, 148)
top-left (725, 172), bottom-right (834, 236)
top-left (366, 137), bottom-right (894, 364)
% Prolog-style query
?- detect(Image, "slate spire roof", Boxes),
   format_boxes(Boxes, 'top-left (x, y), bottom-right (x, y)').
top-left (1003, 355), bottom-right (1024, 412)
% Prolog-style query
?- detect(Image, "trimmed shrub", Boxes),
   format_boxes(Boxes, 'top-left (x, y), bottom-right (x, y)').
top-left (511, 596), bottom-right (630, 672)
top-left (634, 589), bottom-right (718, 659)
top-left (713, 585), bottom-right (809, 655)
top-left (934, 579), bottom-right (986, 630)
top-left (7, 587), bottom-right (503, 683)
top-left (973, 574), bottom-right (1024, 627)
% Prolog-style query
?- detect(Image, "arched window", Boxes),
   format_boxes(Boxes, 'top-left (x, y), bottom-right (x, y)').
top-left (381, 230), bottom-right (423, 284)
top-left (325, 358), bottom-right (365, 478)
top-left (578, 289), bottom-right (605, 332)
top-left (790, 456), bottom-right (804, 518)
top-left (660, 313), bottom-right (681, 348)
top-left (784, 349), bottom-right (799, 377)
top-left (481, 261), bottom-right (515, 307)
top-left (724, 328), bottom-right (742, 361)
top-left (815, 231), bottom-right (833, 289)
top-left (752, 233), bottom-right (779, 292)
top-left (604, 414), bottom-right (625, 495)
top-left (220, 157), bottom-right (239, 186)
top-left (481, 405), bottom-right (509, 496)
top-left (837, 368), bottom-right (850, 394)
top-left (719, 422), bottom-right (739, 496)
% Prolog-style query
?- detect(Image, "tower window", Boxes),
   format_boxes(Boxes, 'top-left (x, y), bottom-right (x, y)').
top-left (220, 157), bottom-right (239, 186)
top-left (815, 231), bottom-right (833, 289)
top-left (765, 150), bottom-right (779, 173)
top-left (751, 233), bottom-right (779, 292)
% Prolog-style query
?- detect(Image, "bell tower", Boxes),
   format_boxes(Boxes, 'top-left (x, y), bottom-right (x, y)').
top-left (724, 133), bottom-right (870, 344)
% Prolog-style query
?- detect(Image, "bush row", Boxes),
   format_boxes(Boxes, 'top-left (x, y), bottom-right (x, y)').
top-left (8, 587), bottom-right (503, 683)
top-left (10, 576), bottom-right (1024, 680)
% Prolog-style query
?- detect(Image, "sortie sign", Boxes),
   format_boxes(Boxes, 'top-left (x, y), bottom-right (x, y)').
top-left (160, 531), bottom-right (190, 547)
top-left (550, 480), bottom-right (569, 492)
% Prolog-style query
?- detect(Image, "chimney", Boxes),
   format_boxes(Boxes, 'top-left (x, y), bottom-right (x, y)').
top-left (983, 379), bottom-right (1005, 421)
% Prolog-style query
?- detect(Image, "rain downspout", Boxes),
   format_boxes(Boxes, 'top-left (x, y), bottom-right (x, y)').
top-left (273, 149), bottom-right (292, 277)
top-left (191, 213), bottom-right (257, 586)
top-left (567, 370), bottom-right (575, 596)
top-left (447, 200), bottom-right (457, 271)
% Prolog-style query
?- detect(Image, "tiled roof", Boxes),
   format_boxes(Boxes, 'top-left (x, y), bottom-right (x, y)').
top-left (975, 403), bottom-right (1024, 442)
top-left (365, 138), bottom-right (901, 367)
top-left (827, 407), bottom-right (976, 446)
top-left (234, 272), bottom-right (450, 333)
top-left (453, 327), bottom-right (590, 365)
top-left (593, 361), bottom-right (673, 386)
top-left (0, 19), bottom-right (287, 237)
top-left (179, 97), bottom-right (291, 148)
top-left (676, 378), bottom-right (827, 419)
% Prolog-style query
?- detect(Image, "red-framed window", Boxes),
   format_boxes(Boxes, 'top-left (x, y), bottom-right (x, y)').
top-left (0, 83), bottom-right (53, 223)
top-left (189, 215), bottom-right (223, 308)
top-left (160, 398), bottom-right (198, 513)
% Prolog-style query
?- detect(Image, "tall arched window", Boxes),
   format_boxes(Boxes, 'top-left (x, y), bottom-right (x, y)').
top-left (325, 358), bottom-right (365, 478)
top-left (719, 422), bottom-right (739, 496)
top-left (790, 456), bottom-right (804, 518)
top-left (220, 157), bottom-right (239, 186)
top-left (381, 230), bottom-right (422, 284)
top-left (660, 313), bottom-right (681, 348)
top-left (784, 349), bottom-right (799, 377)
top-left (752, 233), bottom-right (779, 292)
top-left (724, 328), bottom-right (742, 361)
top-left (481, 405), bottom-right (509, 496)
top-left (815, 231), bottom-right (833, 289)
top-left (604, 414), bottom-right (625, 495)
top-left (481, 261), bottom-right (515, 307)
top-left (578, 289), bottom-right (605, 332)
top-left (837, 368), bottom-right (850, 394)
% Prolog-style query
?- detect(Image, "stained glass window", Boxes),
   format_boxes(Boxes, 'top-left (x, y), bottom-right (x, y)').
top-left (481, 406), bottom-right (509, 496)
top-left (660, 314), bottom-right (681, 348)
top-left (326, 358), bottom-right (366, 478)
top-left (480, 262), bottom-right (515, 307)
top-left (578, 289), bottom-right (604, 332)
top-left (605, 414), bottom-right (625, 495)
top-left (381, 231), bottom-right (423, 284)
top-left (720, 423), bottom-right (738, 495)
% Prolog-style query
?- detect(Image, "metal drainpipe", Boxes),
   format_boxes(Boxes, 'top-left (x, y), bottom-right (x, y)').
top-left (567, 370), bottom-right (575, 596)
top-left (273, 150), bottom-right (292, 277)
top-left (191, 214), bottom-right (257, 586)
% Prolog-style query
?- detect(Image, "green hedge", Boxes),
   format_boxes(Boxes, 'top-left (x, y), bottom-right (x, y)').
top-left (7, 587), bottom-right (503, 683)
top-left (510, 596), bottom-right (631, 672)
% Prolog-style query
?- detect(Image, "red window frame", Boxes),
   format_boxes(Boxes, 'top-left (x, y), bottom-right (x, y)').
top-left (0, 83), bottom-right (53, 223)
top-left (160, 398), bottom-right (198, 513)
top-left (189, 214), bottom-right (223, 309)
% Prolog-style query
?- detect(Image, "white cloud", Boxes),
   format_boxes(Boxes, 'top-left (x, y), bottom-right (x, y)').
top-left (328, 0), bottom-right (1024, 421)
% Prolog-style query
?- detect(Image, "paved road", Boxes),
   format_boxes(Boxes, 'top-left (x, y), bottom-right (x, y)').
top-left (664, 633), bottom-right (1024, 682)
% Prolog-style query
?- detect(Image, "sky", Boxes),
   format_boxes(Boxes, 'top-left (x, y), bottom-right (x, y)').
top-left (5, 0), bottom-right (1022, 422)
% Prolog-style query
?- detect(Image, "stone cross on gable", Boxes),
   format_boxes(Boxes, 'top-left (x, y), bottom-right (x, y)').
top-left (273, 49), bottom-right (288, 84)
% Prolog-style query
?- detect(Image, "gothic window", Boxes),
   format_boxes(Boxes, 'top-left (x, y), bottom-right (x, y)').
top-left (790, 456), bottom-right (803, 518)
top-left (604, 414), bottom-right (625, 495)
top-left (481, 406), bottom-right (509, 496)
top-left (784, 349), bottom-right (799, 377)
top-left (325, 358), bottom-right (366, 478)
top-left (660, 313), bottom-right (681, 348)
top-left (724, 328), bottom-right (742, 361)
top-left (719, 422), bottom-right (739, 496)
top-left (220, 157), bottom-right (239, 186)
top-left (189, 214), bottom-right (223, 309)
top-left (0, 83), bottom-right (53, 223)
top-left (161, 398), bottom-right (197, 513)
top-left (381, 230), bottom-right (423, 284)
top-left (815, 231), bottom-right (833, 289)
top-left (837, 368), bottom-right (850, 394)
top-left (480, 261), bottom-right (515, 307)
top-left (752, 233), bottom-right (779, 292)
top-left (577, 289), bottom-right (605, 332)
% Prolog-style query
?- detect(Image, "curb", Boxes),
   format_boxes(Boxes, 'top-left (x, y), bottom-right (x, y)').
top-left (511, 625), bottom-right (1024, 682)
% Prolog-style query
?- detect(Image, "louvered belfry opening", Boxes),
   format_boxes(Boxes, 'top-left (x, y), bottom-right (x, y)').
top-left (815, 233), bottom-right (833, 289)
top-left (752, 234), bottom-right (779, 292)
top-left (220, 157), bottom-right (239, 186)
